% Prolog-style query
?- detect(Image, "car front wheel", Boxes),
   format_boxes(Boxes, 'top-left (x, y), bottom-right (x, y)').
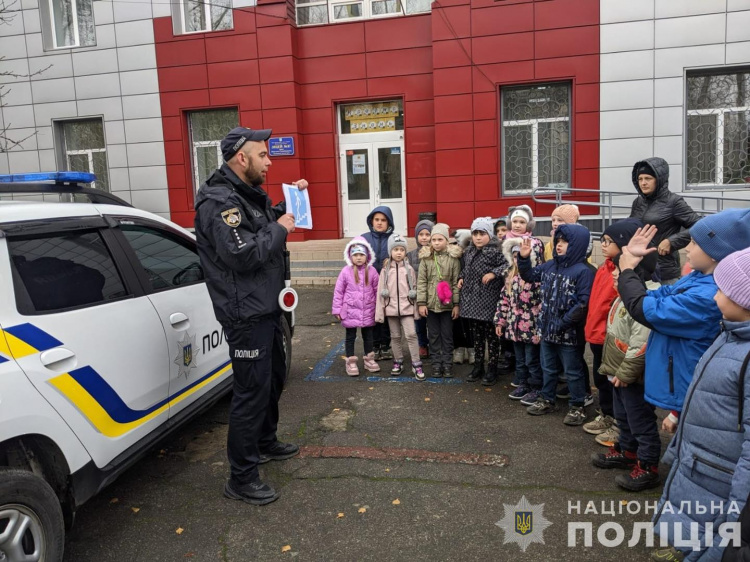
top-left (0, 468), bottom-right (64, 562)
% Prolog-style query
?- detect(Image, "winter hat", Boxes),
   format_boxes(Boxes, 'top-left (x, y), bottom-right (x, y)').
top-left (470, 217), bottom-right (494, 237)
top-left (431, 223), bottom-right (450, 241)
top-left (349, 244), bottom-right (367, 256)
top-left (414, 219), bottom-right (434, 239)
top-left (689, 208), bottom-right (750, 262)
top-left (509, 205), bottom-right (536, 232)
top-left (387, 233), bottom-right (408, 256)
top-left (603, 218), bottom-right (644, 249)
top-left (552, 204), bottom-right (580, 224)
top-left (714, 247), bottom-right (750, 310)
top-left (613, 251), bottom-right (657, 282)
top-left (636, 161), bottom-right (657, 178)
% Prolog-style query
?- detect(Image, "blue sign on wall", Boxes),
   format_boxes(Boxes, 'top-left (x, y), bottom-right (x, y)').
top-left (269, 137), bottom-right (295, 156)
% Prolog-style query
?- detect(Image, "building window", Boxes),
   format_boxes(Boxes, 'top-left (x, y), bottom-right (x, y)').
top-left (687, 69), bottom-right (750, 188)
top-left (172, 0), bottom-right (232, 34)
top-left (56, 119), bottom-right (109, 191)
top-left (296, 0), bottom-right (429, 25)
top-left (338, 100), bottom-right (403, 135)
top-left (501, 83), bottom-right (571, 194)
top-left (41, 0), bottom-right (95, 49)
top-left (188, 108), bottom-right (239, 192)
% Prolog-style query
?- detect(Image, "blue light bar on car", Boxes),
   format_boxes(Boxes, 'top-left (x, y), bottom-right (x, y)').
top-left (0, 172), bottom-right (96, 183)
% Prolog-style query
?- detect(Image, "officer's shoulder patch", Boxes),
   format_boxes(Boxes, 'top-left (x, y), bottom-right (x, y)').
top-left (221, 207), bottom-right (242, 228)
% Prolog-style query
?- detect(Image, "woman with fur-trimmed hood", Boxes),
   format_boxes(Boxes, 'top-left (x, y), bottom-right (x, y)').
top-left (494, 205), bottom-right (546, 402)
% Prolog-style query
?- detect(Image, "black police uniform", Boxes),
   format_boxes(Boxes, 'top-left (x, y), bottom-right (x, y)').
top-left (194, 163), bottom-right (288, 486)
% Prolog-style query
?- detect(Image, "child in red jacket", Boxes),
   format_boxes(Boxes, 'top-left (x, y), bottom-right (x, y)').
top-left (582, 219), bottom-right (644, 445)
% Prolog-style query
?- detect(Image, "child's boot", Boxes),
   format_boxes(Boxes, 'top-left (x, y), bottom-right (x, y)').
top-left (391, 359), bottom-right (403, 376)
top-left (412, 361), bottom-right (425, 381)
top-left (615, 460), bottom-right (660, 492)
top-left (481, 364), bottom-right (499, 386)
top-left (467, 348), bottom-right (476, 365)
top-left (467, 362), bottom-right (484, 382)
top-left (452, 347), bottom-right (465, 364)
top-left (381, 347), bottom-right (394, 360)
top-left (442, 365), bottom-right (453, 378)
top-left (363, 352), bottom-right (380, 373)
top-left (345, 356), bottom-right (360, 376)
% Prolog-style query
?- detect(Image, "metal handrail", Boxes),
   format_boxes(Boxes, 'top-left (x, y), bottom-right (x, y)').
top-left (530, 186), bottom-right (750, 236)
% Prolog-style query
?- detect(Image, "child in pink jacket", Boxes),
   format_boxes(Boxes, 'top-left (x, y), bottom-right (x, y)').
top-left (332, 237), bottom-right (380, 376)
top-left (375, 234), bottom-right (424, 380)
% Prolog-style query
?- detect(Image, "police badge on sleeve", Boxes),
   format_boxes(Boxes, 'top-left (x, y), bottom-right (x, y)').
top-left (221, 208), bottom-right (242, 228)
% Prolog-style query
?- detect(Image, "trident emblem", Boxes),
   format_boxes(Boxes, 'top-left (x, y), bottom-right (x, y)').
top-left (515, 512), bottom-right (532, 536)
top-left (183, 344), bottom-right (192, 367)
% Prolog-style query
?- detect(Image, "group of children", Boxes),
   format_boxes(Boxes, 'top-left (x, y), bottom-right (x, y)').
top-left (331, 185), bottom-right (750, 561)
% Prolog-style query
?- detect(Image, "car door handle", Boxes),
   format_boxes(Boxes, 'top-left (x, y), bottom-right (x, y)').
top-left (40, 348), bottom-right (77, 371)
top-left (170, 313), bottom-right (190, 329)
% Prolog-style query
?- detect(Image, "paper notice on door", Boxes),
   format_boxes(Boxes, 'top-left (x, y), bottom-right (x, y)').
top-left (282, 183), bottom-right (312, 229)
top-left (352, 153), bottom-right (366, 175)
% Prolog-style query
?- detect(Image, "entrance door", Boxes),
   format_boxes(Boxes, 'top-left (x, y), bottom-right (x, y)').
top-left (340, 140), bottom-right (406, 237)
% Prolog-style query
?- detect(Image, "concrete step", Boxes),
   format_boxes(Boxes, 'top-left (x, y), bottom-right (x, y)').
top-left (291, 276), bottom-right (336, 286)
top-left (291, 267), bottom-right (340, 278)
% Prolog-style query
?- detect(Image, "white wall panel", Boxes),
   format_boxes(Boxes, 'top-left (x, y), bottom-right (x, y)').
top-left (654, 77), bottom-right (683, 107)
top-left (654, 44), bottom-right (725, 78)
top-left (726, 10), bottom-right (750, 42)
top-left (601, 109), bottom-right (654, 139)
top-left (601, 138), bottom-right (655, 167)
top-left (600, 21), bottom-right (654, 53)
top-left (601, 0), bottom-right (654, 24)
top-left (601, 50), bottom-right (654, 82)
top-left (655, 0), bottom-right (726, 18)
top-left (654, 106), bottom-right (684, 137)
top-left (654, 13), bottom-right (725, 48)
top-left (654, 135), bottom-right (683, 165)
top-left (600, 80), bottom-right (654, 111)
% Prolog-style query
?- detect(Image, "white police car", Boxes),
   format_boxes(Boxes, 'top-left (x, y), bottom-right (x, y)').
top-left (0, 173), bottom-right (295, 562)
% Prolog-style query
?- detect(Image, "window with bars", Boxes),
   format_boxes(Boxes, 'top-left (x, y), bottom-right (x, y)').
top-left (172, 0), bottom-right (233, 34)
top-left (41, 0), bottom-right (95, 49)
top-left (501, 83), bottom-right (571, 194)
top-left (686, 69), bottom-right (750, 188)
top-left (188, 108), bottom-right (239, 193)
top-left (56, 119), bottom-right (109, 192)
top-left (296, 0), bottom-right (429, 26)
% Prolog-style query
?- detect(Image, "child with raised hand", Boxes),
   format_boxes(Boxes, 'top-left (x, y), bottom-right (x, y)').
top-left (332, 237), bottom-right (380, 376)
top-left (376, 234), bottom-right (423, 380)
top-left (518, 223), bottom-right (595, 426)
top-left (407, 219), bottom-right (434, 360)
top-left (650, 246), bottom-right (750, 561)
top-left (417, 223), bottom-right (462, 379)
top-left (459, 217), bottom-right (509, 386)
top-left (495, 206), bottom-right (545, 402)
top-left (582, 218), bottom-right (644, 445)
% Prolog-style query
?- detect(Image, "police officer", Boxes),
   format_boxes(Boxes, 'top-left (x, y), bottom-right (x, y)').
top-left (194, 126), bottom-right (307, 505)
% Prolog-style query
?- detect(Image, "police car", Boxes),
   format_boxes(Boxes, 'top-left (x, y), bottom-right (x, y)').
top-left (0, 173), bottom-right (295, 562)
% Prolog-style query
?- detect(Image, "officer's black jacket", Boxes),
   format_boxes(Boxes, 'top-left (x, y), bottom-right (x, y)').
top-left (194, 164), bottom-right (287, 328)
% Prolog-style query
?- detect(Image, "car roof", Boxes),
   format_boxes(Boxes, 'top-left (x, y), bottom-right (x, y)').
top-left (0, 201), bottom-right (194, 238)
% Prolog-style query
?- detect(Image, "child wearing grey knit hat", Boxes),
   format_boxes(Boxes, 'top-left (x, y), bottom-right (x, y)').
top-left (408, 220), bottom-right (435, 360)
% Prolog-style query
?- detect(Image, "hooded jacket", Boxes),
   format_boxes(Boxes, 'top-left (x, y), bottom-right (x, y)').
top-left (417, 244), bottom-right (463, 313)
top-left (361, 206), bottom-right (395, 272)
top-left (585, 259), bottom-right (619, 345)
top-left (375, 258), bottom-right (419, 323)
top-left (518, 224), bottom-right (595, 346)
top-left (629, 157), bottom-right (701, 281)
top-left (194, 163), bottom-right (287, 328)
top-left (332, 237), bottom-right (379, 329)
top-left (459, 241), bottom-right (509, 323)
top-left (618, 269), bottom-right (722, 412)
top-left (654, 320), bottom-right (750, 562)
top-left (407, 219), bottom-right (434, 273)
top-left (494, 236), bottom-right (544, 344)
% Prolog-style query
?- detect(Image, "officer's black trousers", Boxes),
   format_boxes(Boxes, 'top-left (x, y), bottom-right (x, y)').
top-left (225, 314), bottom-right (286, 485)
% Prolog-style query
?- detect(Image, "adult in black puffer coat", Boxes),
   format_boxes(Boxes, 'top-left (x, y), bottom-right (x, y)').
top-left (629, 157), bottom-right (701, 284)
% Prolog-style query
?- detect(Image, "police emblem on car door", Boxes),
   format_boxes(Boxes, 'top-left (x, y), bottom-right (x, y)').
top-left (174, 332), bottom-right (199, 378)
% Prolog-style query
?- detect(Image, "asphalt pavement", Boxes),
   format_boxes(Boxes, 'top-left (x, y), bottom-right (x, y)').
top-left (64, 286), bottom-right (673, 562)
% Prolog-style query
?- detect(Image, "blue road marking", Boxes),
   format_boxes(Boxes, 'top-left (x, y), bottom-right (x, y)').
top-left (305, 339), bottom-right (463, 384)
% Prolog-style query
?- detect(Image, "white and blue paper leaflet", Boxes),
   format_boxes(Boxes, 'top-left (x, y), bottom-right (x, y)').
top-left (282, 183), bottom-right (312, 229)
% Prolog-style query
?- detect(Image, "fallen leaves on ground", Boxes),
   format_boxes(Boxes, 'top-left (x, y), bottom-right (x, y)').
top-left (281, 545), bottom-right (291, 553)
top-left (109, 498), bottom-right (119, 504)
top-left (358, 507), bottom-right (367, 513)
top-left (424, 398), bottom-right (430, 402)
top-left (176, 527), bottom-right (184, 535)
top-left (484, 388), bottom-right (492, 392)
top-left (392, 499), bottom-right (401, 505)
top-left (337, 512), bottom-right (345, 518)
top-left (131, 507), bottom-right (140, 513)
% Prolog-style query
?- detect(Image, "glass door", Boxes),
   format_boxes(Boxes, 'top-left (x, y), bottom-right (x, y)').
top-left (373, 140), bottom-right (406, 236)
top-left (340, 144), bottom-right (374, 237)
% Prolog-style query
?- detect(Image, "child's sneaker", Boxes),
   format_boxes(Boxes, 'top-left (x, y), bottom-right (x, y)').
top-left (591, 447), bottom-right (637, 470)
top-left (381, 347), bottom-right (394, 360)
top-left (526, 397), bottom-right (556, 416)
top-left (508, 386), bottom-right (529, 400)
top-left (563, 406), bottom-right (586, 426)
top-left (650, 547), bottom-right (685, 561)
top-left (432, 365), bottom-right (443, 378)
top-left (615, 461), bottom-right (660, 492)
top-left (413, 362), bottom-right (426, 381)
top-left (391, 359), bottom-right (403, 376)
top-left (584, 394), bottom-right (595, 407)
top-left (442, 366), bottom-right (453, 378)
top-left (345, 356), bottom-right (359, 376)
top-left (375, 348), bottom-right (384, 361)
top-left (419, 346), bottom-right (429, 359)
top-left (595, 425), bottom-right (620, 447)
top-left (452, 348), bottom-right (465, 364)
top-left (363, 352), bottom-right (380, 373)
top-left (556, 385), bottom-right (570, 399)
top-left (583, 411), bottom-right (615, 435)
top-left (467, 348), bottom-right (476, 365)
top-left (519, 389), bottom-right (542, 406)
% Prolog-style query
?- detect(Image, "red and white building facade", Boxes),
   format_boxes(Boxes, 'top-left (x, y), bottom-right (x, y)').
top-left (2, 0), bottom-right (749, 239)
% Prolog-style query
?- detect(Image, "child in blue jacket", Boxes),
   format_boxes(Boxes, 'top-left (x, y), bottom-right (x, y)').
top-left (650, 246), bottom-right (750, 562)
top-left (518, 223), bottom-right (595, 426)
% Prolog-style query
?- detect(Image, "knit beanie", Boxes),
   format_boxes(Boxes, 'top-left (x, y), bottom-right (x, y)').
top-left (470, 216), bottom-right (494, 237)
top-left (349, 244), bottom-right (367, 256)
top-left (414, 219), bottom-right (434, 240)
top-left (552, 204), bottom-right (580, 224)
top-left (431, 223), bottom-right (450, 241)
top-left (713, 247), bottom-right (750, 310)
top-left (603, 218), bottom-right (644, 249)
top-left (387, 233), bottom-right (408, 256)
top-left (689, 208), bottom-right (750, 262)
top-left (509, 205), bottom-right (536, 232)
top-left (636, 162), bottom-right (657, 178)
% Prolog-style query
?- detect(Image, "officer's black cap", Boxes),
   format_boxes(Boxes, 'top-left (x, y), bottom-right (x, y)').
top-left (221, 127), bottom-right (272, 161)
